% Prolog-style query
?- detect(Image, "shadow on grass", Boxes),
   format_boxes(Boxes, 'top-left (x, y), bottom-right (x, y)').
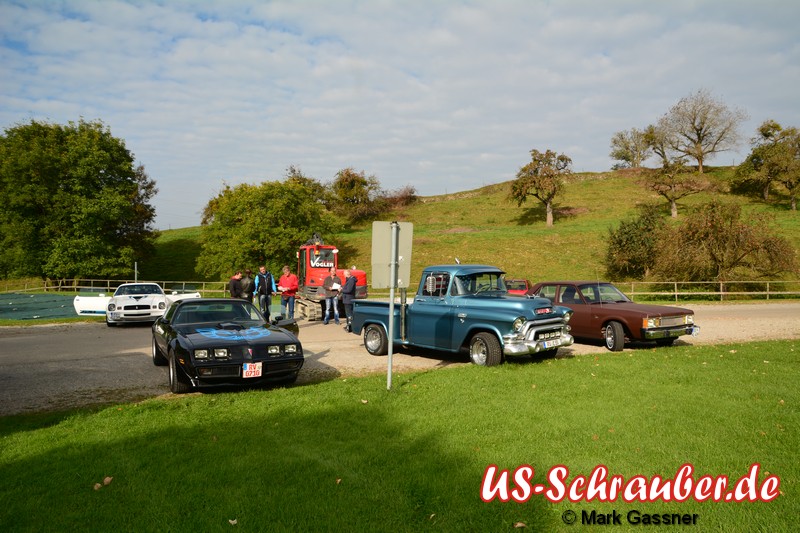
top-left (0, 389), bottom-right (559, 531)
top-left (512, 205), bottom-right (582, 226)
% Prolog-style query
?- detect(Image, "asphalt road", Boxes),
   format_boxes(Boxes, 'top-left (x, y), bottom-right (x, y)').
top-left (1, 302), bottom-right (799, 416)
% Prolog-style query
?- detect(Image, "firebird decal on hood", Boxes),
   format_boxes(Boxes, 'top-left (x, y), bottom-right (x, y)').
top-left (195, 327), bottom-right (272, 341)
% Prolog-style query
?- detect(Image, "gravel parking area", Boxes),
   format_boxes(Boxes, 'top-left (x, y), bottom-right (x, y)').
top-left (0, 302), bottom-right (798, 415)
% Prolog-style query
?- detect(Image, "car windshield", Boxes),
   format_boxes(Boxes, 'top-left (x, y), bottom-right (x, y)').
top-left (452, 273), bottom-right (507, 296)
top-left (173, 302), bottom-right (265, 325)
top-left (578, 283), bottom-right (631, 303)
top-left (115, 284), bottom-right (164, 296)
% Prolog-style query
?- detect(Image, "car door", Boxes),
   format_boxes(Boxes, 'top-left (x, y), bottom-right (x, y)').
top-left (535, 283), bottom-right (592, 338)
top-left (407, 271), bottom-right (453, 350)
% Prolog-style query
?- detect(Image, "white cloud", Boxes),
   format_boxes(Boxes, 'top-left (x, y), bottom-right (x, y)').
top-left (1, 0), bottom-right (798, 229)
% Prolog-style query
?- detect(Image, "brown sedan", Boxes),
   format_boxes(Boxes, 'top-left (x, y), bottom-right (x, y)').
top-left (529, 281), bottom-right (700, 351)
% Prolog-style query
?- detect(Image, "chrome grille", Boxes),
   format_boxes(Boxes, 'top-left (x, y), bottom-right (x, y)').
top-left (660, 316), bottom-right (687, 327)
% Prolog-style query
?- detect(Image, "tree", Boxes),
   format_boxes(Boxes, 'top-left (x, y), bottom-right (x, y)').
top-left (0, 119), bottom-right (157, 279)
top-left (609, 128), bottom-right (651, 168)
top-left (284, 165), bottom-right (332, 207)
top-left (651, 200), bottom-right (797, 289)
top-left (605, 204), bottom-right (663, 279)
top-left (329, 167), bottom-right (387, 223)
top-left (643, 124), bottom-right (671, 168)
top-left (196, 180), bottom-right (340, 280)
top-left (734, 120), bottom-right (800, 208)
top-left (510, 149), bottom-right (572, 227)
top-left (657, 89), bottom-right (748, 173)
top-left (642, 158), bottom-right (711, 218)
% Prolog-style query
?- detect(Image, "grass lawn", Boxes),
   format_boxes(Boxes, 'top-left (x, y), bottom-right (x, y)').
top-left (1, 340), bottom-right (797, 531)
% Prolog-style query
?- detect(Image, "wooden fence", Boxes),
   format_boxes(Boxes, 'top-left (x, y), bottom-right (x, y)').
top-left (3, 278), bottom-right (800, 302)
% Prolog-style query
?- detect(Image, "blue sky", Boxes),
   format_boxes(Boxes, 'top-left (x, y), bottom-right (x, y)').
top-left (1, 0), bottom-right (798, 229)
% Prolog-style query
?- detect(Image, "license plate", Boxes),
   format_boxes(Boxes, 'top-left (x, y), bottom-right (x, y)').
top-left (243, 362), bottom-right (263, 378)
top-left (542, 339), bottom-right (562, 349)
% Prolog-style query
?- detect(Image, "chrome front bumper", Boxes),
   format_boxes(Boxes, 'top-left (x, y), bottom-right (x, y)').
top-left (642, 325), bottom-right (700, 340)
top-left (503, 320), bottom-right (574, 356)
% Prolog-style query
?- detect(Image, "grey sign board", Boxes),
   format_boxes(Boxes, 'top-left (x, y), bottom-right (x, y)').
top-left (371, 221), bottom-right (413, 288)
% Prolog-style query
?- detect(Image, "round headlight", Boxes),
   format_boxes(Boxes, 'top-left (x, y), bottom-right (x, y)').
top-left (563, 311), bottom-right (573, 323)
top-left (107, 303), bottom-right (116, 312)
top-left (512, 317), bottom-right (525, 332)
top-left (158, 302), bottom-right (166, 310)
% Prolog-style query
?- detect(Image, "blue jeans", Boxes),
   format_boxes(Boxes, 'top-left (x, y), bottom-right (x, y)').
top-left (281, 296), bottom-right (295, 319)
top-left (259, 294), bottom-right (272, 319)
top-left (324, 297), bottom-right (339, 323)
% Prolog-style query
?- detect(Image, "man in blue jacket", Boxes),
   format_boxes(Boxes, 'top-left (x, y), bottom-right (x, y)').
top-left (254, 265), bottom-right (276, 319)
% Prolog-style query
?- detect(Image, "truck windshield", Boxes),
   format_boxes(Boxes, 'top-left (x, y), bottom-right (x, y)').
top-left (452, 273), bottom-right (507, 295)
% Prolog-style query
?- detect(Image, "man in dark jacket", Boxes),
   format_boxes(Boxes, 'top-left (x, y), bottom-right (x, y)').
top-left (241, 269), bottom-right (255, 302)
top-left (228, 271), bottom-right (244, 298)
top-left (341, 269), bottom-right (357, 331)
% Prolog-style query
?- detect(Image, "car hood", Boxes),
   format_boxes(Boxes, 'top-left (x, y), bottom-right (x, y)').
top-left (592, 301), bottom-right (693, 317)
top-left (112, 294), bottom-right (163, 303)
top-left (176, 323), bottom-right (298, 348)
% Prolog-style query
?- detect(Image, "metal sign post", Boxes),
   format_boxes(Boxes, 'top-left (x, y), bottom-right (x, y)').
top-left (387, 222), bottom-right (399, 390)
top-left (371, 221), bottom-right (413, 391)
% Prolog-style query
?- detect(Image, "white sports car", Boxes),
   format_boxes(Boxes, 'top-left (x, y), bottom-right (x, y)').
top-left (73, 282), bottom-right (201, 326)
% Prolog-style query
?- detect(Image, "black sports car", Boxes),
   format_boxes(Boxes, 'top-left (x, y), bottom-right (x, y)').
top-left (152, 298), bottom-right (303, 393)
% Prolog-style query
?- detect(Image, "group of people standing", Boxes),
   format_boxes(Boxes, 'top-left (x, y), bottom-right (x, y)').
top-left (321, 266), bottom-right (358, 330)
top-left (228, 265), bottom-right (356, 328)
top-left (228, 265), bottom-right (299, 320)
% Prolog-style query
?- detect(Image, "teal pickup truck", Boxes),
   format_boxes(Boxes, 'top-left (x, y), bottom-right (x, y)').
top-left (351, 264), bottom-right (574, 366)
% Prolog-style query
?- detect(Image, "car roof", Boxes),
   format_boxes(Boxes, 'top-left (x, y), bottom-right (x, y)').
top-left (424, 264), bottom-right (505, 275)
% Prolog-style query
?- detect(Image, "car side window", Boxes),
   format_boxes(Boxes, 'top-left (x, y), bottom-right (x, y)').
top-left (536, 285), bottom-right (557, 300)
top-left (579, 285), bottom-right (599, 303)
top-left (560, 286), bottom-right (582, 304)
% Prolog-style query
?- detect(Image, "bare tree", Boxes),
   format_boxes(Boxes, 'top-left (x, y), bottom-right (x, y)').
top-left (609, 128), bottom-right (652, 168)
top-left (658, 89), bottom-right (748, 173)
top-left (510, 149), bottom-right (572, 227)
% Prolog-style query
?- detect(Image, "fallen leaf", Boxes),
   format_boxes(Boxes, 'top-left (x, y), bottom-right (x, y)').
top-left (429, 514), bottom-right (436, 520)
top-left (336, 478), bottom-right (342, 485)
top-left (103, 476), bottom-right (113, 486)
top-left (93, 483), bottom-right (102, 491)
top-left (514, 522), bottom-right (527, 528)
top-left (228, 519), bottom-right (237, 525)
top-left (361, 399), bottom-right (368, 404)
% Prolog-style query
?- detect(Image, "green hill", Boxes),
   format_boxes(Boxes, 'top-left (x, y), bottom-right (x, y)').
top-left (143, 167), bottom-right (799, 285)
